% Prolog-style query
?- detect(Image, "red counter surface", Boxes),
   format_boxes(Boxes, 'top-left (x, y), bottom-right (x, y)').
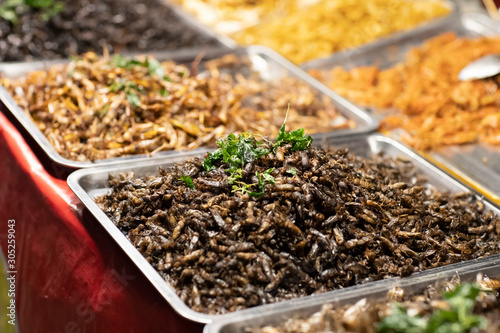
top-left (0, 110), bottom-right (203, 333)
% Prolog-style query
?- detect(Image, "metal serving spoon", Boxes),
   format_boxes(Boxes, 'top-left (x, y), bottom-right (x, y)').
top-left (459, 54), bottom-right (500, 81)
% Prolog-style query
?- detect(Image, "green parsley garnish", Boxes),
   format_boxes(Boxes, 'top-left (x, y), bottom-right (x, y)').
top-left (377, 283), bottom-right (488, 333)
top-left (274, 106), bottom-right (313, 152)
top-left (179, 175), bottom-right (195, 189)
top-left (1, 0), bottom-right (64, 24)
top-left (202, 133), bottom-right (270, 173)
top-left (230, 169), bottom-right (275, 198)
top-left (111, 54), bottom-right (171, 81)
top-left (202, 107), bottom-right (310, 198)
top-left (109, 55), bottom-right (172, 101)
top-left (109, 79), bottom-right (142, 108)
top-left (286, 167), bottom-right (298, 176)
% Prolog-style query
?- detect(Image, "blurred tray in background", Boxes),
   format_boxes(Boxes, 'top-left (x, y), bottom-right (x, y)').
top-left (303, 12), bottom-right (500, 205)
top-left (0, 46), bottom-right (376, 174)
top-left (168, 0), bottom-right (458, 64)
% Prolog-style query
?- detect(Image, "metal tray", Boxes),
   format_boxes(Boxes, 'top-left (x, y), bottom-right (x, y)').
top-left (67, 133), bottom-right (500, 325)
top-left (0, 46), bottom-right (377, 173)
top-left (205, 255), bottom-right (500, 333)
top-left (303, 12), bottom-right (500, 205)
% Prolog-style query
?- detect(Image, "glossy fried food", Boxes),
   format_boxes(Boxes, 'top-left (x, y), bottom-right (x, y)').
top-left (96, 139), bottom-right (500, 314)
top-left (250, 275), bottom-right (500, 333)
top-left (232, 0), bottom-right (450, 64)
top-left (317, 33), bottom-right (500, 150)
top-left (0, 53), bottom-right (350, 161)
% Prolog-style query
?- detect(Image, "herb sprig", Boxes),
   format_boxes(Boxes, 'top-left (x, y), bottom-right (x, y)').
top-left (377, 283), bottom-right (488, 333)
top-left (109, 79), bottom-right (141, 108)
top-left (179, 175), bottom-right (195, 189)
top-left (202, 133), bottom-right (270, 173)
top-left (111, 54), bottom-right (171, 81)
top-left (0, 0), bottom-right (64, 24)
top-left (202, 107), bottom-right (311, 197)
top-left (107, 55), bottom-right (175, 108)
top-left (274, 106), bottom-right (313, 152)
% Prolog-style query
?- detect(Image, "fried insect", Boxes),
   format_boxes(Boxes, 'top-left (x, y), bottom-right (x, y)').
top-left (314, 33), bottom-right (500, 150)
top-left (1, 53), bottom-right (350, 161)
top-left (96, 142), bottom-right (500, 314)
top-left (0, 0), bottom-right (217, 62)
top-left (232, 0), bottom-right (450, 64)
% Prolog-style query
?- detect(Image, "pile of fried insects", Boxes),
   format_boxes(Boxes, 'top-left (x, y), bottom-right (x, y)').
top-left (1, 53), bottom-right (348, 162)
top-left (96, 114), bottom-right (500, 314)
top-left (250, 274), bottom-right (500, 333)
top-left (0, 0), bottom-right (217, 62)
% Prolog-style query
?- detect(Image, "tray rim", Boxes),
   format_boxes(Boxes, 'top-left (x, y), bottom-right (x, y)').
top-left (0, 45), bottom-right (378, 171)
top-left (67, 133), bottom-right (500, 324)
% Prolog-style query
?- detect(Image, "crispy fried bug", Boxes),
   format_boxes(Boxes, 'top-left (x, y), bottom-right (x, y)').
top-left (96, 142), bottom-right (500, 314)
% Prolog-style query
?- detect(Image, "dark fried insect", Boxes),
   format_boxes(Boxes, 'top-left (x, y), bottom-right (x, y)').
top-left (0, 0), bottom-right (218, 62)
top-left (96, 142), bottom-right (500, 314)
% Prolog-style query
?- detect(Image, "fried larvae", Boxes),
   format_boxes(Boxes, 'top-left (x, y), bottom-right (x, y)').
top-left (96, 143), bottom-right (500, 314)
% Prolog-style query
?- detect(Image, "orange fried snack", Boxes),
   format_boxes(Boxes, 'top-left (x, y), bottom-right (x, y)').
top-left (321, 33), bottom-right (500, 150)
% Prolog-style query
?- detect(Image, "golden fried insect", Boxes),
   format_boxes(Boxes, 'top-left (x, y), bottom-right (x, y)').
top-left (232, 0), bottom-right (450, 64)
top-left (1, 52), bottom-right (351, 161)
top-left (316, 33), bottom-right (500, 150)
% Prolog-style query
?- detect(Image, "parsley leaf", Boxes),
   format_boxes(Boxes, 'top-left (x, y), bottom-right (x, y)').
top-left (126, 91), bottom-right (141, 108)
top-left (230, 169), bottom-right (274, 198)
top-left (179, 175), bottom-right (195, 189)
top-left (227, 168), bottom-right (243, 185)
top-left (145, 58), bottom-right (165, 78)
top-left (201, 106), bottom-right (311, 198)
top-left (376, 283), bottom-right (488, 333)
top-left (111, 54), bottom-right (142, 69)
top-left (261, 168), bottom-right (275, 185)
top-left (111, 55), bottom-right (167, 79)
top-left (286, 167), bottom-right (298, 176)
top-left (377, 304), bottom-right (427, 333)
top-left (202, 133), bottom-right (269, 172)
top-left (202, 148), bottom-right (223, 172)
top-left (274, 105), bottom-right (313, 152)
top-left (1, 0), bottom-right (63, 24)
top-left (109, 79), bottom-right (141, 108)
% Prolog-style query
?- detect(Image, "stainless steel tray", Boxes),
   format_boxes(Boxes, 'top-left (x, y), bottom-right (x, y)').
top-left (67, 133), bottom-right (500, 325)
top-left (205, 255), bottom-right (500, 333)
top-left (303, 12), bottom-right (500, 205)
top-left (0, 46), bottom-right (377, 173)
